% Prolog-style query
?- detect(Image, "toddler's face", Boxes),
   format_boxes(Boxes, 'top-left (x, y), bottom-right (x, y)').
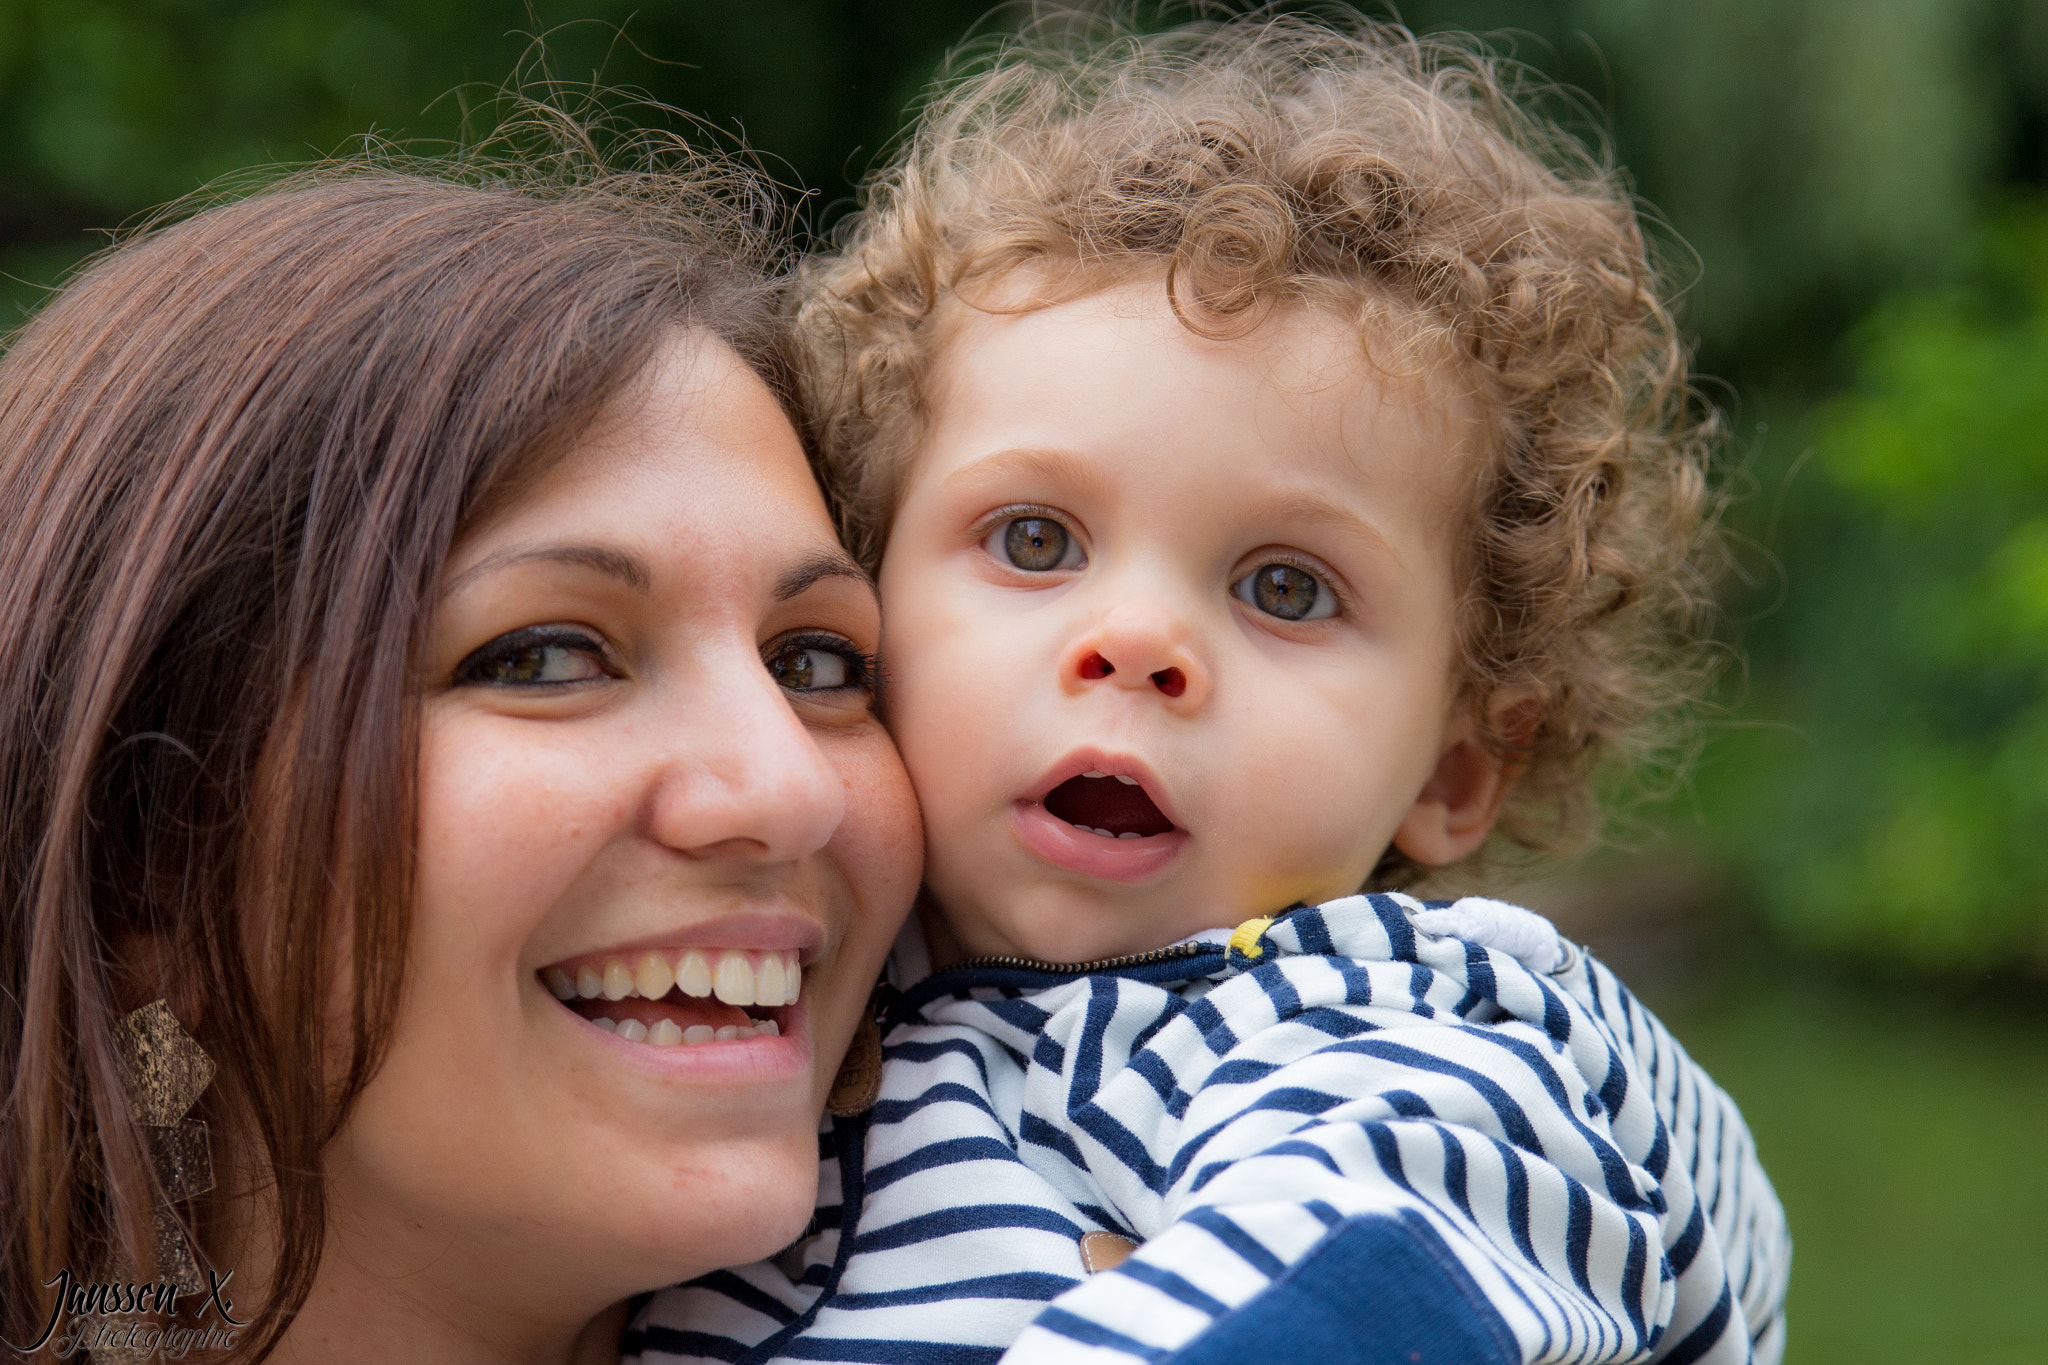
top-left (878, 277), bottom-right (1498, 963)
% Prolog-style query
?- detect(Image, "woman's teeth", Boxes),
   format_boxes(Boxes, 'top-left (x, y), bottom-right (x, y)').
top-left (588, 1016), bottom-right (782, 1045)
top-left (541, 948), bottom-right (801, 1007)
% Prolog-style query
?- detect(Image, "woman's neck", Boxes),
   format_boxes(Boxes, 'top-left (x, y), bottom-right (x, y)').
top-left (267, 1237), bottom-right (632, 1365)
top-left (219, 1167), bottom-right (636, 1365)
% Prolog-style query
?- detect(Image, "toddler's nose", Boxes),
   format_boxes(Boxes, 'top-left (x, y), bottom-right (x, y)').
top-left (1064, 608), bottom-right (1208, 710)
top-left (1077, 650), bottom-right (1187, 698)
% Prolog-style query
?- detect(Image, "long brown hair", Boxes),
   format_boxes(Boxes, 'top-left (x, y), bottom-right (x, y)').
top-left (0, 141), bottom-right (792, 1358)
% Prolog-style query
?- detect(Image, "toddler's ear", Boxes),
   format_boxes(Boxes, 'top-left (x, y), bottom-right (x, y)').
top-left (1391, 689), bottom-right (1542, 867)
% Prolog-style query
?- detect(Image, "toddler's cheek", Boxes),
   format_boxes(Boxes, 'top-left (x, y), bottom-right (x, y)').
top-left (1227, 767), bottom-right (1403, 906)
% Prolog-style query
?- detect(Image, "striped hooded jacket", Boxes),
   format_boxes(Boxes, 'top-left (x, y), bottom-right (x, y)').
top-left (625, 893), bottom-right (1789, 1365)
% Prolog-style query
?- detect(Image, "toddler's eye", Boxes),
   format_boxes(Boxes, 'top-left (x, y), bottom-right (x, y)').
top-left (1232, 563), bottom-right (1337, 622)
top-left (988, 516), bottom-right (1084, 573)
top-left (767, 633), bottom-right (875, 695)
top-left (454, 627), bottom-right (614, 686)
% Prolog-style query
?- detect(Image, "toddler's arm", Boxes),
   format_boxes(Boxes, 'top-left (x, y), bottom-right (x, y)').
top-left (1550, 943), bottom-right (1790, 1364)
top-left (1001, 897), bottom-right (1783, 1365)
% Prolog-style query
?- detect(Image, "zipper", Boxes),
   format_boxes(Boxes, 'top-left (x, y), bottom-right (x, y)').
top-left (947, 940), bottom-right (1210, 975)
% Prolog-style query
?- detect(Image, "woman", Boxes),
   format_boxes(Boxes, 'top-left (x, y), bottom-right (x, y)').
top-left (0, 147), bottom-right (920, 1362)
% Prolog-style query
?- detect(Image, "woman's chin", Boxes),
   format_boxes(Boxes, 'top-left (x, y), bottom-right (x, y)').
top-left (551, 1123), bottom-right (826, 1297)
top-left (323, 996), bottom-right (829, 1299)
top-left (321, 1108), bottom-right (824, 1328)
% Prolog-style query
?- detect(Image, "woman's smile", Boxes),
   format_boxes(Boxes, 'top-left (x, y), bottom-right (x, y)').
top-left (543, 944), bottom-right (803, 1046)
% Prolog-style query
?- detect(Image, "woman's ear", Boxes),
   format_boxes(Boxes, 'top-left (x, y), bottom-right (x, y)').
top-left (1391, 689), bottom-right (1543, 868)
top-left (111, 929), bottom-right (201, 1027)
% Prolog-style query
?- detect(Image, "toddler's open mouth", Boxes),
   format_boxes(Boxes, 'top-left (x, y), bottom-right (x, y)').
top-left (1014, 755), bottom-right (1189, 881)
top-left (539, 948), bottom-right (797, 1046)
top-left (1042, 770), bottom-right (1177, 838)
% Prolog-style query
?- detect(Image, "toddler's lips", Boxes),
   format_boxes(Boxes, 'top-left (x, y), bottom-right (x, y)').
top-left (1012, 801), bottom-right (1188, 881)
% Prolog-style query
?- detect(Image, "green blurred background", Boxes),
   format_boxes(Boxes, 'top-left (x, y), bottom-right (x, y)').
top-left (2, 1), bottom-right (2043, 1358)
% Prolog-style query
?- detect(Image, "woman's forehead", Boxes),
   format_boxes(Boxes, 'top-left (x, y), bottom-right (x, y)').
top-left (463, 336), bottom-right (835, 560)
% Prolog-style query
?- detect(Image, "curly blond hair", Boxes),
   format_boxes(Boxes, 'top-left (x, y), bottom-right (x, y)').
top-left (799, 13), bottom-right (1719, 880)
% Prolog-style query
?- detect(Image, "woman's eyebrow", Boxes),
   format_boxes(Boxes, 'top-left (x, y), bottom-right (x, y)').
top-left (444, 544), bottom-right (652, 596)
top-left (774, 550), bottom-right (871, 602)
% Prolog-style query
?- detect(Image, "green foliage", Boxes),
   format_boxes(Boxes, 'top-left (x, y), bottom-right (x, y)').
top-left (1670, 971), bottom-right (2048, 1364)
top-left (1700, 212), bottom-right (2048, 973)
top-left (0, 0), bottom-right (991, 320)
top-left (1398, 0), bottom-right (2046, 387)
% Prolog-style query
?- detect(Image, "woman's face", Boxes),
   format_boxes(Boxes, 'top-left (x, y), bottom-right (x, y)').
top-left (326, 334), bottom-right (920, 1322)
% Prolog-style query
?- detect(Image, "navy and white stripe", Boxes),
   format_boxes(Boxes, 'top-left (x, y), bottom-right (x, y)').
top-left (624, 893), bottom-right (1788, 1365)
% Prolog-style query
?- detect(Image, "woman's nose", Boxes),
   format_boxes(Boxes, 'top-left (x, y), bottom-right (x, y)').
top-left (1060, 600), bottom-right (1210, 711)
top-left (642, 652), bottom-right (845, 861)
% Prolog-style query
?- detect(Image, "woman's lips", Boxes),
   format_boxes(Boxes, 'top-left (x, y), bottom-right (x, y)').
top-left (582, 1000), bottom-right (784, 1046)
top-left (1012, 801), bottom-right (1189, 881)
top-left (540, 947), bottom-right (801, 1049)
top-left (572, 993), bottom-right (812, 1079)
top-left (544, 947), bottom-right (800, 1009)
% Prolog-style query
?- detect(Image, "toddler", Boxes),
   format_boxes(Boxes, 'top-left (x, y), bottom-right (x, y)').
top-left (629, 16), bottom-right (1788, 1365)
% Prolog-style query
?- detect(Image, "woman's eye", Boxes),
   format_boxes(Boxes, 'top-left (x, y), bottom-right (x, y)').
top-left (987, 515), bottom-right (1084, 572)
top-left (1232, 563), bottom-right (1337, 621)
top-left (453, 628), bottom-right (614, 687)
top-left (767, 634), bottom-right (874, 695)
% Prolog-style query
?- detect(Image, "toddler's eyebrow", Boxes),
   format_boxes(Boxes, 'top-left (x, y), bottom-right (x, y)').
top-left (1258, 491), bottom-right (1403, 570)
top-left (939, 446), bottom-right (1116, 504)
top-left (943, 447), bottom-right (1402, 570)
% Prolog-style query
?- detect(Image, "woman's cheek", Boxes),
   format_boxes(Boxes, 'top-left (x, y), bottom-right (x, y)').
top-left (416, 714), bottom-right (619, 914)
top-left (829, 725), bottom-right (924, 933)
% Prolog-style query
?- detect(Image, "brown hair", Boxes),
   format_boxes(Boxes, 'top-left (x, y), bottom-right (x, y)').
top-left (0, 142), bottom-right (790, 1356)
top-left (801, 13), bottom-right (1719, 880)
